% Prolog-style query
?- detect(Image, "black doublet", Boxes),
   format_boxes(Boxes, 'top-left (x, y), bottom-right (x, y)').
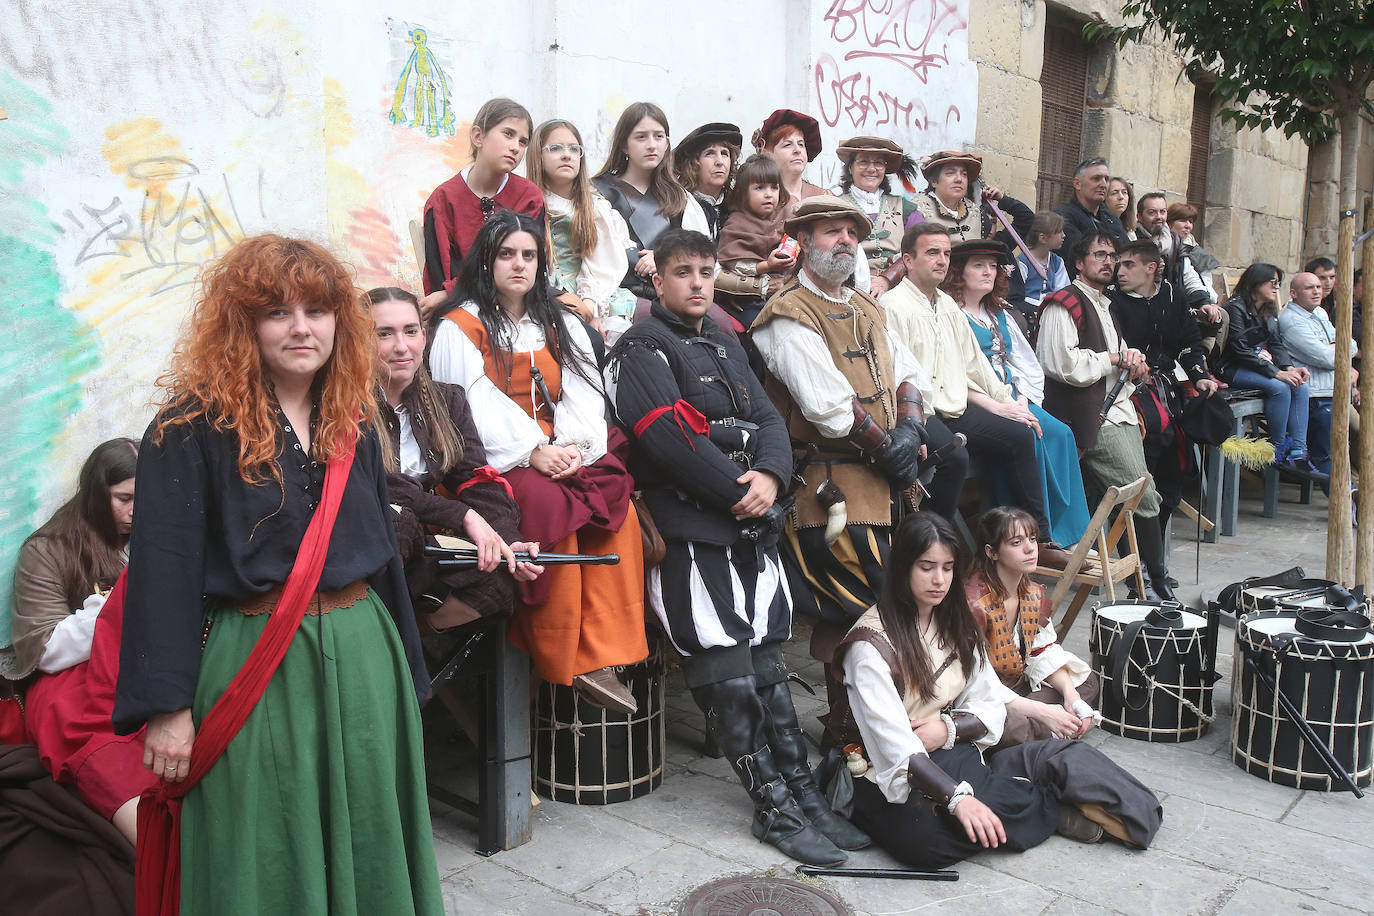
top-left (607, 302), bottom-right (793, 545)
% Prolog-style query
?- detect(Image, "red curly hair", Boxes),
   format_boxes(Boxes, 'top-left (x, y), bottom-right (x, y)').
top-left (154, 235), bottom-right (375, 483)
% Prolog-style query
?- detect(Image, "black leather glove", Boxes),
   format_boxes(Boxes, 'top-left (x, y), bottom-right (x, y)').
top-left (739, 502), bottom-right (787, 543)
top-left (871, 417), bottom-right (926, 489)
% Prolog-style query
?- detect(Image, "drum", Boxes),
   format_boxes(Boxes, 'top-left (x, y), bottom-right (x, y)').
top-left (1090, 600), bottom-right (1218, 742)
top-left (1231, 610), bottom-right (1374, 790)
top-left (533, 640), bottom-right (666, 804)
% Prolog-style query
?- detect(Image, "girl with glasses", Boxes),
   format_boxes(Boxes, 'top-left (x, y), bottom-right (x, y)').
top-left (528, 119), bottom-right (638, 341)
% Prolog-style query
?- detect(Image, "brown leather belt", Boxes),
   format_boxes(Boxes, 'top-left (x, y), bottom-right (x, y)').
top-left (235, 580), bottom-right (371, 616)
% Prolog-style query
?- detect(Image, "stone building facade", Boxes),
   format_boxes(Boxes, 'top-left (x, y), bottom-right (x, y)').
top-left (967, 0), bottom-right (1327, 277)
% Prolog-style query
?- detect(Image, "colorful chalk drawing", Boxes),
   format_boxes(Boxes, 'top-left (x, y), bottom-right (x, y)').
top-left (386, 22), bottom-right (456, 138)
top-left (0, 75), bottom-right (87, 656)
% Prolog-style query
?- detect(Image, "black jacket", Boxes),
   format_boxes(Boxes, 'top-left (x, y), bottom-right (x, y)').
top-left (1108, 279), bottom-right (1210, 384)
top-left (606, 302), bottom-right (793, 545)
top-left (1215, 295), bottom-right (1293, 382)
top-left (1055, 198), bottom-right (1129, 277)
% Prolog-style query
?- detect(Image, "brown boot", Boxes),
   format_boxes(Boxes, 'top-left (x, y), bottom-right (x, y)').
top-left (573, 667), bottom-right (637, 715)
top-left (1057, 804), bottom-right (1105, 843)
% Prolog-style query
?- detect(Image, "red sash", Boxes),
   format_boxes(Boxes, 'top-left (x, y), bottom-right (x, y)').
top-left (135, 441), bottom-right (357, 915)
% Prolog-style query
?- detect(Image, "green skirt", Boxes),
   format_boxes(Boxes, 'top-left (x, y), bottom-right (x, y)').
top-left (182, 589), bottom-right (443, 915)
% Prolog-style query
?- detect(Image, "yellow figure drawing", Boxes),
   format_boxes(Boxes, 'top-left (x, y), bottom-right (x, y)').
top-left (388, 28), bottom-right (455, 138)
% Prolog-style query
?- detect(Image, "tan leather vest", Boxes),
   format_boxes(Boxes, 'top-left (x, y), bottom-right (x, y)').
top-left (756, 283), bottom-right (899, 528)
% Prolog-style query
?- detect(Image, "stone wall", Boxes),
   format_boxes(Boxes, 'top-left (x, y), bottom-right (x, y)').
top-left (967, 0), bottom-right (1310, 276)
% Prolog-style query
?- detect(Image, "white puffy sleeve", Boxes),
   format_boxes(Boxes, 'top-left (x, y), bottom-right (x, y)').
top-left (552, 314), bottom-right (609, 465)
top-left (753, 317), bottom-right (858, 439)
top-left (428, 317), bottom-right (549, 472)
top-left (578, 197), bottom-right (634, 311)
top-left (1024, 619), bottom-right (1093, 690)
top-left (952, 649), bottom-right (1009, 749)
top-left (1006, 315), bottom-right (1046, 405)
top-left (682, 194), bottom-right (711, 235)
top-left (842, 641), bottom-right (923, 804)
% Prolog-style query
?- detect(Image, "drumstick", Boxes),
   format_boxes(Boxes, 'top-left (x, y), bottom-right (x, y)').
top-left (427, 548), bottom-right (620, 568)
top-left (795, 865), bottom-right (959, 881)
top-left (983, 193), bottom-right (1047, 281)
top-left (1244, 655), bottom-right (1364, 798)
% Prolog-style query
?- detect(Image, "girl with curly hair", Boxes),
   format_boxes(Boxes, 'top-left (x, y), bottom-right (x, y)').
top-left (113, 235), bottom-right (442, 914)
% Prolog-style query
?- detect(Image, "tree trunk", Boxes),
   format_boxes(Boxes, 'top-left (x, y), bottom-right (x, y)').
top-left (1327, 107), bottom-right (1359, 583)
top-left (1358, 196), bottom-right (1374, 589)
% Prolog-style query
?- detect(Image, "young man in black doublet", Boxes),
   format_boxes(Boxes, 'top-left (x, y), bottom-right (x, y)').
top-left (605, 229), bottom-right (869, 866)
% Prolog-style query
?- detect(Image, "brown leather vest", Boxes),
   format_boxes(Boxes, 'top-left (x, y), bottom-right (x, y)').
top-left (756, 282), bottom-right (899, 528)
top-left (965, 573), bottom-right (1050, 688)
top-left (1040, 284), bottom-right (1110, 451)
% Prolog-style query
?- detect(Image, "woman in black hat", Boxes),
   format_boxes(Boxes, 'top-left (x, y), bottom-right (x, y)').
top-left (673, 122), bottom-right (742, 239)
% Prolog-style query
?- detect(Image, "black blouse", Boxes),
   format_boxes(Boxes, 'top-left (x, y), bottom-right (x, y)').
top-left (113, 408), bottom-right (428, 734)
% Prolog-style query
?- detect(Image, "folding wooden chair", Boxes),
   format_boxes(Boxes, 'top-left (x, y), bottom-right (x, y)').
top-left (1034, 475), bottom-right (1151, 636)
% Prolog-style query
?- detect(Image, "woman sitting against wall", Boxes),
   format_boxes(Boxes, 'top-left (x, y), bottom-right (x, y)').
top-left (834, 135), bottom-right (918, 293)
top-left (592, 102), bottom-right (710, 308)
top-left (6, 438), bottom-right (157, 844)
top-left (369, 286), bottom-right (540, 641)
top-left (527, 119), bottom-right (638, 340)
top-left (673, 121), bottom-right (742, 239)
top-left (428, 211), bottom-right (647, 713)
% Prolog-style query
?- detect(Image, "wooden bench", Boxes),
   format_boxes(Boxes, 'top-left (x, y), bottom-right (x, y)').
top-left (425, 616), bottom-right (533, 856)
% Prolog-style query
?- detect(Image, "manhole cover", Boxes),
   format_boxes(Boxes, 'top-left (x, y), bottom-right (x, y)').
top-left (680, 875), bottom-right (851, 916)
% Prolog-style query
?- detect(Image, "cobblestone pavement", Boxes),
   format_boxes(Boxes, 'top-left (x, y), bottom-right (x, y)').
top-left (427, 476), bottom-right (1369, 915)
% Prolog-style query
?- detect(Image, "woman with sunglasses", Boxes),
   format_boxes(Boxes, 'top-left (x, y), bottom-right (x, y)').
top-left (528, 119), bottom-right (638, 340)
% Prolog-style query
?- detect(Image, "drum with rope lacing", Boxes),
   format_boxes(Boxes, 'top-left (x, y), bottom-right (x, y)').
top-left (1089, 600), bottom-right (1220, 742)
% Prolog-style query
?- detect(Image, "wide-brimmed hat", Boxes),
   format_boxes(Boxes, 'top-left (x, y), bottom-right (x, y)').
top-left (675, 122), bottom-right (743, 162)
top-left (782, 194), bottom-right (873, 238)
top-left (752, 109), bottom-right (822, 161)
top-left (836, 136), bottom-right (904, 172)
top-left (920, 150), bottom-right (983, 184)
top-left (949, 238), bottom-right (1014, 268)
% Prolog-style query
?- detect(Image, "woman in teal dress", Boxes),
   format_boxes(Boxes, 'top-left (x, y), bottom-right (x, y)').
top-left (942, 240), bottom-right (1091, 548)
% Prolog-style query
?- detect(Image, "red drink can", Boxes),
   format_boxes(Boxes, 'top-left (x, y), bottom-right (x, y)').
top-left (777, 235), bottom-right (799, 259)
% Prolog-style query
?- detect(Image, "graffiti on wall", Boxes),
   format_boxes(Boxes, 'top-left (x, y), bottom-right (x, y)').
top-left (811, 0), bottom-right (975, 158)
top-left (386, 20), bottom-right (456, 138)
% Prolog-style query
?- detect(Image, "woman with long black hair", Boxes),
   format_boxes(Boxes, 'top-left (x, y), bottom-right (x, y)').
top-left (829, 512), bottom-right (1158, 866)
top-left (1215, 262), bottom-right (1315, 473)
top-left (7, 438), bottom-right (156, 844)
top-left (428, 211), bottom-right (647, 713)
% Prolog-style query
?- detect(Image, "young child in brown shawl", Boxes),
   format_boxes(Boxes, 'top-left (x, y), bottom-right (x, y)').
top-left (714, 155), bottom-right (796, 325)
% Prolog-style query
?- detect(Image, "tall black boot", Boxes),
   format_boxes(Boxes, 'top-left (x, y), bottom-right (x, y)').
top-left (1133, 514), bottom-right (1174, 601)
top-left (692, 677), bottom-right (847, 866)
top-left (756, 680), bottom-right (872, 850)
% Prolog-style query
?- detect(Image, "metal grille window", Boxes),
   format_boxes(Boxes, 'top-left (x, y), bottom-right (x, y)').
top-left (1037, 18), bottom-right (1090, 211)
top-left (1188, 83), bottom-right (1213, 225)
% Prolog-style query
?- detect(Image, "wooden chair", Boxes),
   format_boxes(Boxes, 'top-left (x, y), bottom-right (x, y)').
top-left (1034, 475), bottom-right (1152, 636)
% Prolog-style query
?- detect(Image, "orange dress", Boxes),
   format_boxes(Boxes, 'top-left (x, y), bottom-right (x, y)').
top-left (446, 309), bottom-right (647, 684)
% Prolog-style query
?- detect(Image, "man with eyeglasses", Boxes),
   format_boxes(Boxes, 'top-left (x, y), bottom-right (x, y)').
top-left (1054, 158), bottom-right (1129, 279)
top-left (1036, 232), bottom-right (1177, 600)
top-left (1108, 240), bottom-right (1220, 570)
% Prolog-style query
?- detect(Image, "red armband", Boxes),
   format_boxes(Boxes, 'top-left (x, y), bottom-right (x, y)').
top-left (454, 465), bottom-right (514, 499)
top-left (633, 400), bottom-right (710, 450)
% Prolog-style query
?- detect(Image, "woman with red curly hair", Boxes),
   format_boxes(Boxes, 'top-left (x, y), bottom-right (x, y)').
top-left (113, 235), bottom-right (442, 914)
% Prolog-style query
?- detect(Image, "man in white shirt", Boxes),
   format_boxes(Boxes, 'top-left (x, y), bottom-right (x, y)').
top-left (1280, 271), bottom-right (1358, 479)
top-left (1036, 231), bottom-right (1176, 600)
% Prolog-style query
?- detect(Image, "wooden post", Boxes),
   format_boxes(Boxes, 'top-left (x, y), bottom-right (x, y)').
top-left (1357, 198), bottom-right (1374, 588)
top-left (1329, 205), bottom-right (1356, 583)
